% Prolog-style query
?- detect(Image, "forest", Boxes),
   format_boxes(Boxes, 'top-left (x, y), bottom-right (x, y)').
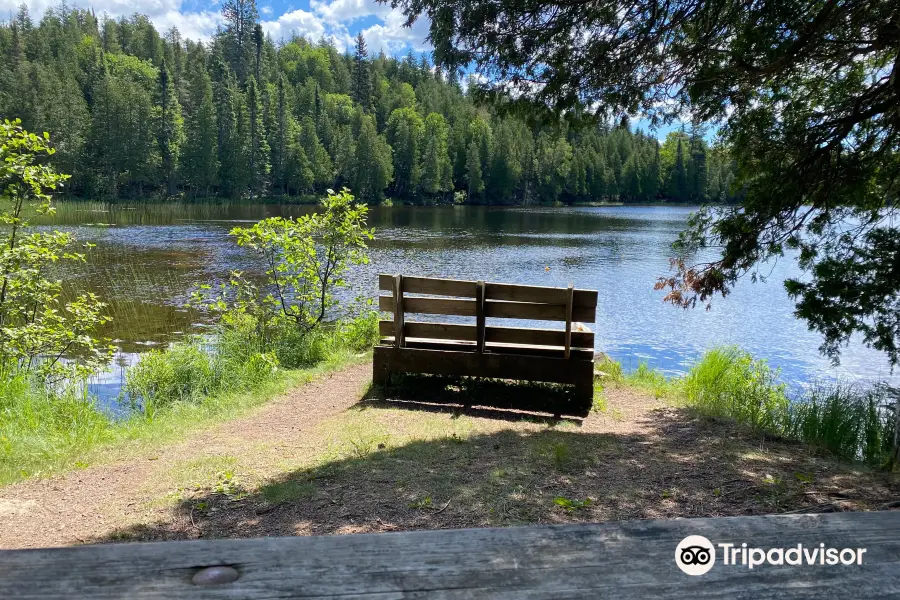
top-left (0, 2), bottom-right (739, 205)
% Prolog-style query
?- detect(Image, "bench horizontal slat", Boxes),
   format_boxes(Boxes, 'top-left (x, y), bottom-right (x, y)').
top-left (487, 324), bottom-right (594, 347)
top-left (375, 346), bottom-right (594, 383)
top-left (380, 296), bottom-right (596, 322)
top-left (380, 320), bottom-right (476, 341)
top-left (381, 338), bottom-right (596, 359)
top-left (485, 299), bottom-right (595, 322)
top-left (379, 274), bottom-right (479, 298)
top-left (379, 321), bottom-right (594, 348)
top-left (3, 513), bottom-right (899, 599)
top-left (378, 274), bottom-right (596, 307)
top-left (486, 282), bottom-right (598, 308)
top-left (380, 296), bottom-right (477, 316)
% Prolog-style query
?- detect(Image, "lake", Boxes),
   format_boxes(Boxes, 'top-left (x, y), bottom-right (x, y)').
top-left (37, 202), bottom-right (898, 402)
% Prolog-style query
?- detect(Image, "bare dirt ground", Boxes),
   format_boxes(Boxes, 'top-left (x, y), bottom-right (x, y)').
top-left (1, 363), bottom-right (897, 549)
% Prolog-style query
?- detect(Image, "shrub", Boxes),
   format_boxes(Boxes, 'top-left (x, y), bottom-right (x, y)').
top-left (0, 120), bottom-right (112, 381)
top-left (339, 310), bottom-right (380, 352)
top-left (193, 188), bottom-right (373, 335)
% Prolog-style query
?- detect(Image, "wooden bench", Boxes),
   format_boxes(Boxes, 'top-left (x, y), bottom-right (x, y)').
top-left (373, 274), bottom-right (598, 409)
top-left (3, 512), bottom-right (898, 597)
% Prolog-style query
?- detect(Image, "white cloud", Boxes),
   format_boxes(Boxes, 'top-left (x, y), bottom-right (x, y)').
top-left (309, 0), bottom-right (390, 25)
top-left (1, 0), bottom-right (224, 40)
top-left (261, 9), bottom-right (328, 43)
top-left (3, 0), bottom-right (431, 55)
top-left (360, 7), bottom-right (430, 54)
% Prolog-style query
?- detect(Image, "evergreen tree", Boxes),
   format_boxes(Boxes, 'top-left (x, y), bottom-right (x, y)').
top-left (220, 0), bottom-right (258, 83)
top-left (672, 138), bottom-right (687, 200)
top-left (351, 111), bottom-right (392, 200)
top-left (181, 55), bottom-right (218, 196)
top-left (386, 107), bottom-right (424, 197)
top-left (352, 32), bottom-right (371, 110)
top-left (212, 54), bottom-right (248, 197)
top-left (466, 141), bottom-right (483, 199)
top-left (156, 62), bottom-right (183, 197)
top-left (299, 116), bottom-right (333, 187)
top-left (252, 23), bottom-right (264, 84)
top-left (420, 113), bottom-right (452, 196)
top-left (284, 117), bottom-right (314, 192)
top-left (270, 74), bottom-right (288, 193)
top-left (246, 75), bottom-right (270, 198)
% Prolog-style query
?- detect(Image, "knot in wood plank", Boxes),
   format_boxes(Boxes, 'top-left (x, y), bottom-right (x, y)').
top-left (192, 566), bottom-right (239, 586)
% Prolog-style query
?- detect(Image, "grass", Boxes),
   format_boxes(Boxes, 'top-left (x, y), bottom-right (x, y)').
top-left (0, 371), bottom-right (112, 484)
top-left (601, 346), bottom-right (899, 466)
top-left (0, 313), bottom-right (378, 487)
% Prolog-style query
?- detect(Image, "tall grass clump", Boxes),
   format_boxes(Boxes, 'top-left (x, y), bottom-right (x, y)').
top-left (122, 310), bottom-right (378, 418)
top-left (682, 347), bottom-right (789, 431)
top-left (681, 346), bottom-right (898, 464)
top-left (786, 383), bottom-right (896, 464)
top-left (0, 369), bottom-right (112, 484)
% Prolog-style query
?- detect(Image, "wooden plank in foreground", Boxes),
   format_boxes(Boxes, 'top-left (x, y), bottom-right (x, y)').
top-left (1, 512), bottom-right (899, 599)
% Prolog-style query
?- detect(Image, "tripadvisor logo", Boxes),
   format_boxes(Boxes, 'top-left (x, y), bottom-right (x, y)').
top-left (675, 535), bottom-right (868, 576)
top-left (675, 535), bottom-right (716, 576)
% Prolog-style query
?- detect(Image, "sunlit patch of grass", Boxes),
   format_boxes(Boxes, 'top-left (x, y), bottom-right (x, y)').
top-left (261, 477), bottom-right (316, 504)
top-left (168, 455), bottom-right (239, 491)
top-left (624, 362), bottom-right (674, 398)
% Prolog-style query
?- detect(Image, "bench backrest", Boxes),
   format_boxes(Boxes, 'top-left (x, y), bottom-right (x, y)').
top-left (378, 274), bottom-right (597, 358)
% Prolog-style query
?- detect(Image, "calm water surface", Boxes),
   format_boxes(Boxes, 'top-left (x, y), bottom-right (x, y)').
top-left (39, 202), bottom-right (898, 403)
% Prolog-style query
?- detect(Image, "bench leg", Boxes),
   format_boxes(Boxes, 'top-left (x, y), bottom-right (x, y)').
top-left (574, 376), bottom-right (595, 414)
top-left (373, 348), bottom-right (392, 387)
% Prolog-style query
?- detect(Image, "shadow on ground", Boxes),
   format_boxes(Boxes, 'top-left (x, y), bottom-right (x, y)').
top-left (97, 381), bottom-right (899, 543)
top-left (361, 374), bottom-right (589, 424)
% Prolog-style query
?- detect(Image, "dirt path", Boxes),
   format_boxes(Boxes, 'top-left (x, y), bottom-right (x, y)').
top-left (0, 363), bottom-right (372, 549)
top-left (1, 365), bottom-right (897, 549)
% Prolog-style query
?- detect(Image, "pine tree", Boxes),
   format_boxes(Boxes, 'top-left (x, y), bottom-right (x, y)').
top-left (352, 32), bottom-right (371, 110)
top-left (420, 113), bottom-right (452, 196)
top-left (386, 107), bottom-right (424, 197)
top-left (270, 74), bottom-right (288, 193)
top-left (351, 112), bottom-right (392, 200)
top-left (687, 126), bottom-right (708, 201)
top-left (252, 23), bottom-right (263, 84)
top-left (221, 0), bottom-right (258, 84)
top-left (672, 138), bottom-right (687, 200)
top-left (466, 141), bottom-right (483, 199)
top-left (181, 55), bottom-right (218, 196)
top-left (246, 75), bottom-right (270, 198)
top-left (284, 118), bottom-right (314, 192)
top-left (157, 62), bottom-right (183, 197)
top-left (299, 116), bottom-right (333, 187)
top-left (212, 54), bottom-right (248, 197)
